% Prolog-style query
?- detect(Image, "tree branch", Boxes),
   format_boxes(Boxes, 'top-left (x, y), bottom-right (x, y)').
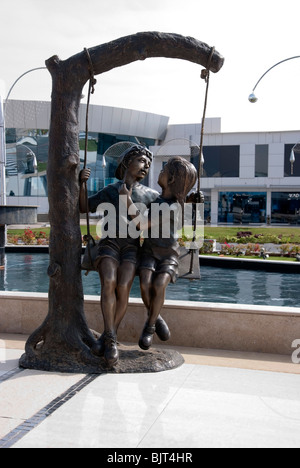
top-left (46, 31), bottom-right (224, 87)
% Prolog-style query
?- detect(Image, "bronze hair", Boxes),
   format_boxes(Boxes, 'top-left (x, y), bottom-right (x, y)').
top-left (166, 157), bottom-right (197, 205)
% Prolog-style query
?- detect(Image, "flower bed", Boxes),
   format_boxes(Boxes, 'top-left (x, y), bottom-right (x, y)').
top-left (7, 228), bottom-right (49, 246)
top-left (205, 228), bottom-right (300, 245)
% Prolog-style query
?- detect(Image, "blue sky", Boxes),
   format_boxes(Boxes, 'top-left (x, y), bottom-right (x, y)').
top-left (1, 0), bottom-right (300, 133)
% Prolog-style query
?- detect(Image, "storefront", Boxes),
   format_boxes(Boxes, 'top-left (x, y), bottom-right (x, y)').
top-left (271, 192), bottom-right (300, 224)
top-left (218, 192), bottom-right (267, 224)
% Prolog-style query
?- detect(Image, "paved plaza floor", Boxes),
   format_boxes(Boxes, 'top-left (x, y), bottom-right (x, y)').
top-left (1, 334), bottom-right (300, 449)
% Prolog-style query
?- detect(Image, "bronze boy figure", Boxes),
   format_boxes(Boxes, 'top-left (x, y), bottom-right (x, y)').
top-left (79, 144), bottom-right (170, 367)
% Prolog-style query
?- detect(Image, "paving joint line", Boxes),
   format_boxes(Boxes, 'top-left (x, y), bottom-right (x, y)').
top-left (0, 367), bottom-right (24, 384)
top-left (0, 373), bottom-right (100, 448)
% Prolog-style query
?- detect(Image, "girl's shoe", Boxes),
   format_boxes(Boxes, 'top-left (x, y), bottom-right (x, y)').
top-left (139, 323), bottom-right (156, 350)
top-left (155, 315), bottom-right (171, 341)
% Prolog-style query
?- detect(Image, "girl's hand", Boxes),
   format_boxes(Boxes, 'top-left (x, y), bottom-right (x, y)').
top-left (80, 168), bottom-right (91, 183)
top-left (186, 191), bottom-right (205, 204)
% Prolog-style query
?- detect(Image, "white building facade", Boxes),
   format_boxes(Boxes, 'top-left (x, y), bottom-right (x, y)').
top-left (3, 99), bottom-right (300, 225)
top-left (151, 120), bottom-right (300, 225)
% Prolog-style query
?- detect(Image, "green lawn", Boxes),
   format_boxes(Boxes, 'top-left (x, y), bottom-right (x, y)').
top-left (203, 226), bottom-right (300, 244)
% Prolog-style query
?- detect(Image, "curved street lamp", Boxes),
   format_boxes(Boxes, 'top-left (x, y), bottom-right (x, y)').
top-left (16, 142), bottom-right (38, 174)
top-left (248, 55), bottom-right (300, 103)
top-left (5, 67), bottom-right (47, 104)
top-left (248, 55), bottom-right (300, 174)
top-left (0, 67), bottom-right (47, 203)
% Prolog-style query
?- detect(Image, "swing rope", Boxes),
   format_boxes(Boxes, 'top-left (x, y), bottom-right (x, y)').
top-left (83, 48), bottom-right (97, 268)
top-left (189, 46), bottom-right (214, 274)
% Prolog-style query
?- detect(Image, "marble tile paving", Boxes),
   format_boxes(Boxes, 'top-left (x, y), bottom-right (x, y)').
top-left (1, 338), bottom-right (300, 448)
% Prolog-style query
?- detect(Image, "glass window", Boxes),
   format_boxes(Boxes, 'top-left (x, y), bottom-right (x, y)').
top-left (79, 132), bottom-right (155, 195)
top-left (218, 192), bottom-right (267, 224)
top-left (284, 144), bottom-right (300, 177)
top-left (200, 146), bottom-right (240, 178)
top-left (5, 129), bottom-right (155, 198)
top-left (255, 145), bottom-right (268, 177)
top-left (271, 192), bottom-right (300, 224)
top-left (5, 129), bottom-right (48, 197)
top-left (203, 191), bottom-right (211, 224)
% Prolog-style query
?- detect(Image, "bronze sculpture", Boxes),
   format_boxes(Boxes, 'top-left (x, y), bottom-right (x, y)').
top-left (79, 144), bottom-right (170, 367)
top-left (19, 32), bottom-right (224, 373)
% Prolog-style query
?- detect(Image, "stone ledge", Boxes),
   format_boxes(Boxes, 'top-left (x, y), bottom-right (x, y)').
top-left (0, 292), bottom-right (299, 355)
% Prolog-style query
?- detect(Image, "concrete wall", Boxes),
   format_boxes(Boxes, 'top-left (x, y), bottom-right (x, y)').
top-left (1, 291), bottom-right (299, 355)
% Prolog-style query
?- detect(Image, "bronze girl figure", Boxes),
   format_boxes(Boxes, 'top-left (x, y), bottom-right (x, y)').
top-left (120, 156), bottom-right (197, 351)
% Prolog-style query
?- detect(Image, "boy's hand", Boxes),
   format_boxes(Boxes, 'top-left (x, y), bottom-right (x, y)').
top-left (119, 183), bottom-right (133, 198)
top-left (80, 168), bottom-right (91, 183)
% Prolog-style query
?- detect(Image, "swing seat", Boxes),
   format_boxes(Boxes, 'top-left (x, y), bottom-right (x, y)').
top-left (81, 237), bottom-right (98, 273)
top-left (178, 246), bottom-right (200, 280)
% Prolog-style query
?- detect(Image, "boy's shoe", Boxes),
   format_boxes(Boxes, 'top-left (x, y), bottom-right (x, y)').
top-left (139, 323), bottom-right (156, 351)
top-left (104, 332), bottom-right (119, 367)
top-left (91, 332), bottom-right (106, 357)
top-left (155, 315), bottom-right (171, 341)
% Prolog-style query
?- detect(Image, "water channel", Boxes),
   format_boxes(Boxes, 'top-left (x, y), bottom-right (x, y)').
top-left (0, 253), bottom-right (299, 308)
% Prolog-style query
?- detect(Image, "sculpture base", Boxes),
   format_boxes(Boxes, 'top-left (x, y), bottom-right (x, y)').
top-left (111, 344), bottom-right (184, 374)
top-left (19, 344), bottom-right (184, 375)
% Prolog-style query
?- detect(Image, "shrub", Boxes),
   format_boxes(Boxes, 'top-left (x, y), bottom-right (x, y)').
top-left (220, 244), bottom-right (242, 256)
top-left (38, 231), bottom-right (47, 239)
top-left (22, 229), bottom-right (36, 245)
top-left (237, 231), bottom-right (253, 238)
top-left (244, 243), bottom-right (261, 256)
top-left (36, 237), bottom-right (48, 245)
top-left (199, 241), bottom-right (214, 254)
top-left (280, 244), bottom-right (300, 257)
top-left (8, 235), bottom-right (20, 245)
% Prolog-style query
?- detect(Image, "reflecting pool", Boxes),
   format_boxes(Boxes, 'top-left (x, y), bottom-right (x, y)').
top-left (0, 253), bottom-right (299, 308)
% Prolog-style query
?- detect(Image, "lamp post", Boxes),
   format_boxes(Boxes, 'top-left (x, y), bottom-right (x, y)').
top-left (289, 143), bottom-right (300, 176)
top-left (0, 67), bottom-right (47, 203)
top-left (16, 143), bottom-right (38, 174)
top-left (248, 55), bottom-right (300, 174)
top-left (248, 55), bottom-right (300, 103)
top-left (4, 67), bottom-right (47, 103)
